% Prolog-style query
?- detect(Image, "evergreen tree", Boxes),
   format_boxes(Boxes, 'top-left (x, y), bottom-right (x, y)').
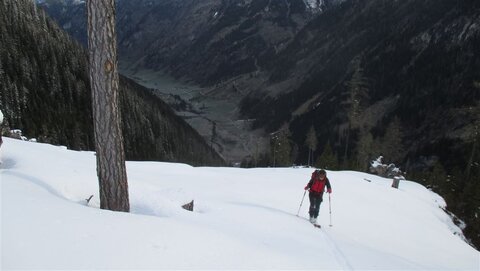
top-left (460, 106), bottom-right (480, 247)
top-left (429, 161), bottom-right (448, 191)
top-left (465, 104), bottom-right (480, 180)
top-left (355, 130), bottom-right (374, 171)
top-left (270, 130), bottom-right (292, 167)
top-left (315, 141), bottom-right (339, 170)
top-left (305, 125), bottom-right (318, 166)
top-left (379, 117), bottom-right (404, 164)
top-left (210, 121), bottom-right (217, 150)
top-left (343, 55), bottom-right (369, 164)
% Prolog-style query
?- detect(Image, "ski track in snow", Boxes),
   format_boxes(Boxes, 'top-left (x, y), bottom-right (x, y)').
top-left (295, 214), bottom-right (353, 270)
top-left (319, 229), bottom-right (354, 270)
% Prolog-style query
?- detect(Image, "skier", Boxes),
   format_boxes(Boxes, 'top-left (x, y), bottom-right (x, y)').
top-left (304, 169), bottom-right (332, 225)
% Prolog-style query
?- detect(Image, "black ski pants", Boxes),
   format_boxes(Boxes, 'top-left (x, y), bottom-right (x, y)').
top-left (308, 192), bottom-right (323, 218)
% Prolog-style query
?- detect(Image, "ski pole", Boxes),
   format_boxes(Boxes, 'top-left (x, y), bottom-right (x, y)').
top-left (328, 193), bottom-right (332, 227)
top-left (296, 190), bottom-right (307, 216)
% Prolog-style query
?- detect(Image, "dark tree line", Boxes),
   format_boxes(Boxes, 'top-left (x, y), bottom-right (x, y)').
top-left (0, 0), bottom-right (224, 166)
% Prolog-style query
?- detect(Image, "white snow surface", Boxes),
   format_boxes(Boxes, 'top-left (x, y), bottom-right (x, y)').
top-left (1, 138), bottom-right (479, 269)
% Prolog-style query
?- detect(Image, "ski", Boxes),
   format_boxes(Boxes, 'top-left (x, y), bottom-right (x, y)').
top-left (298, 216), bottom-right (321, 228)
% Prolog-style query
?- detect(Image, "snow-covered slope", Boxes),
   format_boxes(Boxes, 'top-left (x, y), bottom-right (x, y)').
top-left (1, 138), bottom-right (478, 269)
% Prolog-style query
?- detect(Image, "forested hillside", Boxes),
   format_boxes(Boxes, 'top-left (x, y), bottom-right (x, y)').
top-left (243, 0), bottom-right (480, 247)
top-left (0, 0), bottom-right (224, 166)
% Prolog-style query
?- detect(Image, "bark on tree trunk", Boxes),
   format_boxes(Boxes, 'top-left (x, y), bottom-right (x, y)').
top-left (87, 0), bottom-right (129, 212)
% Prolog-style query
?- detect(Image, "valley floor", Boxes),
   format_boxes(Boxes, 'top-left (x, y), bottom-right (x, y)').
top-left (119, 60), bottom-right (266, 164)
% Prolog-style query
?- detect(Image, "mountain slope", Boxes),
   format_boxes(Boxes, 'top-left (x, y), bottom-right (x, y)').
top-left (0, 0), bottom-right (224, 166)
top-left (243, 0), bottom-right (480, 247)
top-left (38, 0), bottom-right (480, 247)
top-left (38, 0), bottom-right (316, 84)
top-left (40, 0), bottom-right (480, 169)
top-left (2, 138), bottom-right (478, 269)
top-left (36, 0), bottom-right (330, 162)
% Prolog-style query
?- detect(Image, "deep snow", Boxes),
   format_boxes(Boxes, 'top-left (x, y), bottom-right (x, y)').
top-left (1, 138), bottom-right (479, 269)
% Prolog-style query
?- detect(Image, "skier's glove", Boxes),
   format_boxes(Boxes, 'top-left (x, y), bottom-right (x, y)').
top-left (304, 186), bottom-right (309, 190)
top-left (327, 188), bottom-right (332, 193)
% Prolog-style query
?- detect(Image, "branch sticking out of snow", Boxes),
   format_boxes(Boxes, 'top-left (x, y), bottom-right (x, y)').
top-left (86, 195), bottom-right (94, 205)
top-left (182, 200), bottom-right (194, 212)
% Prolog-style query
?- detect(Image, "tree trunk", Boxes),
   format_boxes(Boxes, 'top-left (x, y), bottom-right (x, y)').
top-left (465, 138), bottom-right (477, 180)
top-left (87, 0), bottom-right (129, 212)
top-left (344, 124), bottom-right (350, 164)
top-left (308, 148), bottom-right (311, 167)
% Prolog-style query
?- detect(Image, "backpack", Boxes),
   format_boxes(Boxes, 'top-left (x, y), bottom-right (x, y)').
top-left (310, 170), bottom-right (326, 194)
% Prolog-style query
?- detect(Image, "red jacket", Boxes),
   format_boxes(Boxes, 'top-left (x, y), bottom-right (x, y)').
top-left (306, 172), bottom-right (331, 195)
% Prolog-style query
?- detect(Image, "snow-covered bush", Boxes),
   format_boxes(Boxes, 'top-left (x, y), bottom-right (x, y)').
top-left (369, 156), bottom-right (403, 178)
top-left (9, 129), bottom-right (28, 141)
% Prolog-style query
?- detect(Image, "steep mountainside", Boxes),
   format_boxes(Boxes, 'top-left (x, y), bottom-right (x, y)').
top-left (241, 0), bottom-right (480, 247)
top-left (40, 0), bottom-right (479, 169)
top-left (39, 0), bottom-right (479, 247)
top-left (39, 0), bottom-right (321, 84)
top-left (0, 0), bottom-right (224, 166)
top-left (244, 0), bottom-right (480, 165)
top-left (38, 0), bottom-right (339, 162)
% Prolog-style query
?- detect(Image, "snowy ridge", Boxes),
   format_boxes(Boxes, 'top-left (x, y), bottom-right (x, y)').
top-left (304, 0), bottom-right (347, 12)
top-left (304, 0), bottom-right (323, 11)
top-left (305, 0), bottom-right (320, 9)
top-left (1, 138), bottom-right (479, 269)
top-left (36, 0), bottom-right (84, 5)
